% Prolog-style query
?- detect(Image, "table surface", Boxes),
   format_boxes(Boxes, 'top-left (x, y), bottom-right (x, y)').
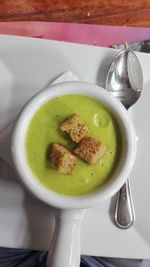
top-left (0, 0), bottom-right (150, 26)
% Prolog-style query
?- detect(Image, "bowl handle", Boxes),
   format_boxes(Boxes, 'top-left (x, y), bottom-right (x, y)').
top-left (47, 209), bottom-right (85, 267)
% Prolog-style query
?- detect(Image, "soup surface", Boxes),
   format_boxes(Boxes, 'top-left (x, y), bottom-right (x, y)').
top-left (25, 94), bottom-right (121, 196)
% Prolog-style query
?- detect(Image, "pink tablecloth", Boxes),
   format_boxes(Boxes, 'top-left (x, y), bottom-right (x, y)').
top-left (0, 21), bottom-right (150, 46)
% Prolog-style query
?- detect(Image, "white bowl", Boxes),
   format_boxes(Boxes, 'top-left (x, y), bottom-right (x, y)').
top-left (11, 81), bottom-right (137, 267)
top-left (11, 81), bottom-right (137, 209)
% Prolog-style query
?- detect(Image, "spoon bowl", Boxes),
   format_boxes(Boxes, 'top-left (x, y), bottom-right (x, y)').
top-left (106, 49), bottom-right (143, 109)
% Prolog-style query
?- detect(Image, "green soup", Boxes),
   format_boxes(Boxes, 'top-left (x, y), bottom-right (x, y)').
top-left (25, 94), bottom-right (121, 196)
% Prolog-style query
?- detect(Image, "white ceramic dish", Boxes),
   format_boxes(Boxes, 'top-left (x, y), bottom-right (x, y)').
top-left (11, 81), bottom-right (136, 267)
top-left (0, 35), bottom-right (150, 259)
top-left (11, 81), bottom-right (136, 208)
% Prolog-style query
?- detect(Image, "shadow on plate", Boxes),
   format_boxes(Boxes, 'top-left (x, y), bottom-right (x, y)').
top-left (23, 189), bottom-right (55, 251)
top-left (108, 195), bottom-right (117, 226)
top-left (0, 159), bottom-right (55, 251)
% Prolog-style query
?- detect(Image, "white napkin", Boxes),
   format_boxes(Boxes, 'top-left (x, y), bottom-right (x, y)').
top-left (0, 71), bottom-right (79, 168)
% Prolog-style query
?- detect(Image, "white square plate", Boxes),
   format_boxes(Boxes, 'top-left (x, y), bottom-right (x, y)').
top-left (0, 35), bottom-right (150, 259)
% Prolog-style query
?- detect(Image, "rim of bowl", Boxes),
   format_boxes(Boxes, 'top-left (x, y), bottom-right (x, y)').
top-left (11, 81), bottom-right (137, 209)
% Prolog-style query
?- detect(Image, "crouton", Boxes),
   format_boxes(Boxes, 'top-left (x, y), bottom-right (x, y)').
top-left (73, 137), bottom-right (106, 165)
top-left (50, 143), bottom-right (77, 175)
top-left (60, 114), bottom-right (89, 143)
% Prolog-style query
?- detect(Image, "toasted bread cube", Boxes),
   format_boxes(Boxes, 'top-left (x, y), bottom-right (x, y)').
top-left (74, 137), bottom-right (106, 164)
top-left (60, 114), bottom-right (89, 143)
top-left (50, 143), bottom-right (77, 175)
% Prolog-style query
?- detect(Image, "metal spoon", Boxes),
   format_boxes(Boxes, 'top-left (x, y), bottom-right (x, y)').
top-left (106, 49), bottom-right (143, 229)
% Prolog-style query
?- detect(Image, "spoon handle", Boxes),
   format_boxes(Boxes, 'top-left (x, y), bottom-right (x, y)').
top-left (115, 179), bottom-right (135, 229)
